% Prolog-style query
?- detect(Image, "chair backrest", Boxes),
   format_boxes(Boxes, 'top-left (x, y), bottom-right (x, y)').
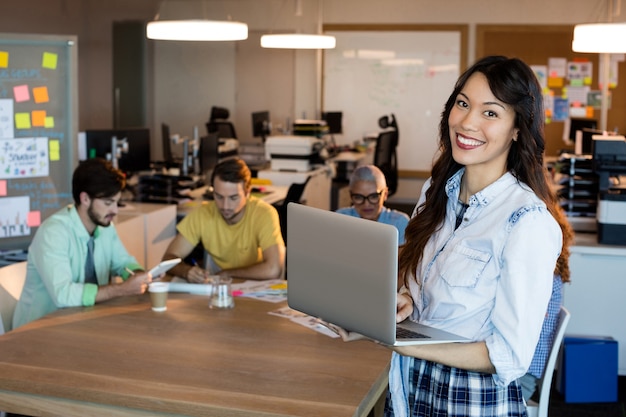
top-left (277, 177), bottom-right (311, 245)
top-left (374, 129), bottom-right (399, 196)
top-left (0, 261), bottom-right (27, 334)
top-left (206, 121), bottom-right (237, 139)
top-left (526, 306), bottom-right (571, 417)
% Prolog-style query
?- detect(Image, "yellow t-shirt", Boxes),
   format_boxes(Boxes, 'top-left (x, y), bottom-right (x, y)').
top-left (176, 197), bottom-right (283, 271)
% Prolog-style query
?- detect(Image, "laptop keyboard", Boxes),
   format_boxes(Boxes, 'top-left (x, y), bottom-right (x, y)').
top-left (396, 326), bottom-right (431, 340)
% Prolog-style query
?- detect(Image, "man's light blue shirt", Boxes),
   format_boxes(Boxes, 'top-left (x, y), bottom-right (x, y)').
top-left (13, 205), bottom-right (142, 329)
top-left (336, 206), bottom-right (410, 244)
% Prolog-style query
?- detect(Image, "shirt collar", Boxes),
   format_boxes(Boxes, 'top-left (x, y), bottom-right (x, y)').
top-left (445, 168), bottom-right (518, 207)
top-left (67, 204), bottom-right (101, 240)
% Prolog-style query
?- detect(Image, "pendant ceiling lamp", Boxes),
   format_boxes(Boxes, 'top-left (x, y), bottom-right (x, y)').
top-left (572, 23), bottom-right (626, 53)
top-left (571, 5), bottom-right (626, 131)
top-left (260, 0), bottom-right (335, 49)
top-left (146, 1), bottom-right (248, 41)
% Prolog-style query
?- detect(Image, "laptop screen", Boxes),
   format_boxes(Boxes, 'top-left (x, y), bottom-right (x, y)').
top-left (287, 203), bottom-right (399, 343)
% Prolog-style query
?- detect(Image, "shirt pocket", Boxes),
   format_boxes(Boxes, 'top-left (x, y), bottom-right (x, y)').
top-left (440, 245), bottom-right (491, 288)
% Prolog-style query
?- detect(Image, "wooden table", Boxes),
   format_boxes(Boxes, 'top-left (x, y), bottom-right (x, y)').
top-left (0, 294), bottom-right (391, 417)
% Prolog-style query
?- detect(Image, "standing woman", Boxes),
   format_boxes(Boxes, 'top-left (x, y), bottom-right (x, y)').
top-left (387, 56), bottom-right (573, 416)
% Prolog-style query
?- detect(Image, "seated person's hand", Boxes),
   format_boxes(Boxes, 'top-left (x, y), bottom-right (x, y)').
top-left (187, 265), bottom-right (209, 283)
top-left (316, 319), bottom-right (366, 342)
top-left (125, 271), bottom-right (152, 294)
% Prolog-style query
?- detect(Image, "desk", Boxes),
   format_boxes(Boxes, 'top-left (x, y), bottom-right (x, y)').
top-left (563, 232), bottom-right (626, 375)
top-left (0, 294), bottom-right (391, 417)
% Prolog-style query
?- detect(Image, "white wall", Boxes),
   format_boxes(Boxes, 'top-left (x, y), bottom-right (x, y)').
top-left (0, 0), bottom-right (618, 200)
top-left (1, 0), bottom-right (614, 130)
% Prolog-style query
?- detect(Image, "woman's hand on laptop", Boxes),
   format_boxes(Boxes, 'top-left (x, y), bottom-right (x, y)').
top-left (397, 292), bottom-right (414, 323)
top-left (316, 319), bottom-right (366, 342)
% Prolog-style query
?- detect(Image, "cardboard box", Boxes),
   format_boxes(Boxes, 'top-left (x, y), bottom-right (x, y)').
top-left (557, 335), bottom-right (618, 403)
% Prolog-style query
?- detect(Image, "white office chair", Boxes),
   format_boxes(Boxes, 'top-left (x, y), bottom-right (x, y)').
top-left (0, 261), bottom-right (27, 334)
top-left (526, 306), bottom-right (571, 417)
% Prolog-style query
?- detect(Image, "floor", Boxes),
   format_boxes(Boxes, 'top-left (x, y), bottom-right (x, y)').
top-left (545, 375), bottom-right (626, 417)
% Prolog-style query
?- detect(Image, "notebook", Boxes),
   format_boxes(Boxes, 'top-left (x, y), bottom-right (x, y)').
top-left (286, 203), bottom-right (468, 346)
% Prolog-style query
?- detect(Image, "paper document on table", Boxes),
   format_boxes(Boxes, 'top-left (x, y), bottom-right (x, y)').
top-left (269, 306), bottom-right (339, 338)
top-left (166, 277), bottom-right (212, 295)
top-left (232, 279), bottom-right (287, 303)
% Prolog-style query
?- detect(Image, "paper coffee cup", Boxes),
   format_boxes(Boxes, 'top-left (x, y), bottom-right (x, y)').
top-left (149, 282), bottom-right (169, 312)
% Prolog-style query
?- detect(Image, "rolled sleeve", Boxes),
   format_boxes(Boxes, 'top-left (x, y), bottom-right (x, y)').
top-left (487, 208), bottom-right (561, 386)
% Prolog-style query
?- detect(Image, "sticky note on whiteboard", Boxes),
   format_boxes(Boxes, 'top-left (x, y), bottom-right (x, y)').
top-left (14, 85), bottom-right (30, 102)
top-left (49, 140), bottom-right (60, 161)
top-left (0, 51), bottom-right (8, 68)
top-left (33, 86), bottom-right (49, 103)
top-left (42, 52), bottom-right (58, 69)
top-left (15, 113), bottom-right (31, 129)
top-left (32, 110), bottom-right (46, 127)
top-left (27, 211), bottom-right (42, 227)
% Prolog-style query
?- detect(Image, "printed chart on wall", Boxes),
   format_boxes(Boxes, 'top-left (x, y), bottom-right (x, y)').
top-left (0, 33), bottom-right (77, 251)
top-left (323, 28), bottom-right (465, 174)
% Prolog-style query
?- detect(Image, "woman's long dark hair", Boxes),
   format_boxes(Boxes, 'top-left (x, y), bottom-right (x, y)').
top-left (399, 56), bottom-right (573, 286)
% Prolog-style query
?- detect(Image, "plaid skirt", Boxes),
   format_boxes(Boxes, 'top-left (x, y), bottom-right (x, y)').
top-left (384, 356), bottom-right (527, 417)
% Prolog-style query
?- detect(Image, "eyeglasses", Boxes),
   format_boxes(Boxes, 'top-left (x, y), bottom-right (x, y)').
top-left (350, 190), bottom-right (384, 205)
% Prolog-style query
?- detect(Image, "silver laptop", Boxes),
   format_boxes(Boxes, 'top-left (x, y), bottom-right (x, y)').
top-left (287, 203), bottom-right (468, 346)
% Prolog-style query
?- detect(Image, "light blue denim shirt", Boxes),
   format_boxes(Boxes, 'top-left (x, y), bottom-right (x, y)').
top-left (405, 168), bottom-right (561, 386)
top-left (13, 205), bottom-right (142, 329)
top-left (336, 206), bottom-right (410, 244)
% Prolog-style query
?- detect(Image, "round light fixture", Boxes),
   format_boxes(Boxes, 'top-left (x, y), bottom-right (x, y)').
top-left (147, 20), bottom-right (248, 41)
top-left (572, 23), bottom-right (626, 53)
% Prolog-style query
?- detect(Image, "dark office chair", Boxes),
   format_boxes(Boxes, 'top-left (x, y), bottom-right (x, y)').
top-left (275, 177), bottom-right (311, 246)
top-left (206, 106), bottom-right (237, 139)
top-left (321, 111), bottom-right (342, 149)
top-left (374, 114), bottom-right (399, 197)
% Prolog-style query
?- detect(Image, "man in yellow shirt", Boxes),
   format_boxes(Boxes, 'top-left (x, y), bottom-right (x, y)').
top-left (163, 158), bottom-right (285, 281)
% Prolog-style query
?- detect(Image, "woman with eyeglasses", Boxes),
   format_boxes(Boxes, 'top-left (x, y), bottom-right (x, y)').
top-left (336, 165), bottom-right (410, 244)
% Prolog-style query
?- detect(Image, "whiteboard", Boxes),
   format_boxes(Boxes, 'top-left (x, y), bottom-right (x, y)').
top-left (0, 33), bottom-right (78, 251)
top-left (323, 29), bottom-right (464, 174)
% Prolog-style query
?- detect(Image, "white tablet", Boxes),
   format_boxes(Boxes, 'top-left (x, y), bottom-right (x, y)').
top-left (148, 258), bottom-right (181, 277)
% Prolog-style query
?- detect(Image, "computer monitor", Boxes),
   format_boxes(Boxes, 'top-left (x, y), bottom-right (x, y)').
top-left (83, 128), bottom-right (151, 174)
top-left (578, 128), bottom-right (604, 155)
top-left (252, 111), bottom-right (271, 142)
top-left (322, 111), bottom-right (343, 135)
top-left (567, 118), bottom-right (598, 142)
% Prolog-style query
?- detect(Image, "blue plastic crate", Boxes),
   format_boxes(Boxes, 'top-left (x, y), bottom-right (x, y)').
top-left (557, 335), bottom-right (618, 403)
